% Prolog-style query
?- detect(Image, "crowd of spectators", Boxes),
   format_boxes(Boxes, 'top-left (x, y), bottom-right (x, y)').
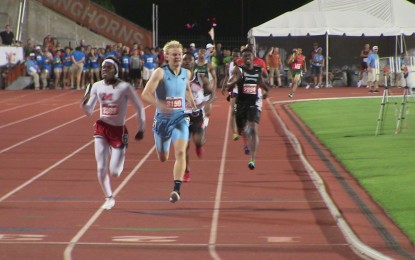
top-left (19, 33), bottom-right (169, 90)
top-left (19, 35), bottom-right (240, 91)
top-left (1, 23), bottom-right (286, 91)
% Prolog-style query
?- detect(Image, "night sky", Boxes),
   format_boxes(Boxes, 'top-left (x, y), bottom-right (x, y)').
top-left (111, 0), bottom-right (312, 37)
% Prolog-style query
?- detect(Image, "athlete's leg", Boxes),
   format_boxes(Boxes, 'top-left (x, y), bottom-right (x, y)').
top-left (230, 97), bottom-right (238, 140)
top-left (154, 132), bottom-right (171, 162)
top-left (94, 137), bottom-right (112, 197)
top-left (246, 121), bottom-right (259, 162)
top-left (109, 147), bottom-right (126, 177)
top-left (173, 139), bottom-right (188, 181)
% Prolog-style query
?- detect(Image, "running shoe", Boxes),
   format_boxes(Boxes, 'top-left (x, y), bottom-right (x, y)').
top-left (183, 170), bottom-right (191, 182)
top-left (169, 191), bottom-right (181, 203)
top-left (248, 161), bottom-right (255, 170)
top-left (196, 146), bottom-right (204, 158)
top-left (288, 93), bottom-right (294, 98)
top-left (102, 197), bottom-right (115, 210)
top-left (243, 144), bottom-right (250, 155)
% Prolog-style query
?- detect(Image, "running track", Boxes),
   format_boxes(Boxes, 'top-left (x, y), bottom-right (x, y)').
top-left (0, 87), bottom-right (414, 260)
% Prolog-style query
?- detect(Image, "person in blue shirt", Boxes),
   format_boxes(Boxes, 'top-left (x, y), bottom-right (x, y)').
top-left (71, 46), bottom-right (85, 90)
top-left (26, 52), bottom-right (40, 90)
top-left (52, 49), bottom-right (63, 89)
top-left (88, 47), bottom-right (100, 85)
top-left (310, 47), bottom-right (325, 88)
top-left (62, 47), bottom-right (73, 89)
top-left (38, 47), bottom-right (52, 89)
top-left (367, 46), bottom-right (380, 93)
top-left (141, 47), bottom-right (158, 86)
top-left (141, 40), bottom-right (198, 203)
top-left (120, 50), bottom-right (131, 82)
top-left (81, 47), bottom-right (90, 90)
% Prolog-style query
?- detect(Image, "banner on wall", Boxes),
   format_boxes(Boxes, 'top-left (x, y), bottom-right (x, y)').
top-left (0, 46), bottom-right (24, 67)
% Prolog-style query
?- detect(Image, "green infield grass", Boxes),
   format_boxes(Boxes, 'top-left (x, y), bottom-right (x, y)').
top-left (290, 96), bottom-right (415, 243)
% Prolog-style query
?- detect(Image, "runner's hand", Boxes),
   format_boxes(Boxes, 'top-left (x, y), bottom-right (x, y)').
top-left (135, 130), bottom-right (144, 140)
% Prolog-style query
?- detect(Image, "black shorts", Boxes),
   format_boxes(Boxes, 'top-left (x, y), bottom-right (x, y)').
top-left (311, 65), bottom-right (322, 76)
top-left (130, 68), bottom-right (142, 79)
top-left (235, 103), bottom-right (261, 130)
top-left (360, 62), bottom-right (368, 71)
top-left (189, 111), bottom-right (205, 134)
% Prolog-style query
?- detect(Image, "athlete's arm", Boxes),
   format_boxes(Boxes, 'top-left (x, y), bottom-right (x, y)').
top-left (141, 67), bottom-right (169, 110)
top-left (226, 66), bottom-right (241, 92)
top-left (185, 69), bottom-right (198, 111)
top-left (258, 72), bottom-right (270, 99)
top-left (126, 83), bottom-right (146, 132)
top-left (81, 83), bottom-right (98, 116)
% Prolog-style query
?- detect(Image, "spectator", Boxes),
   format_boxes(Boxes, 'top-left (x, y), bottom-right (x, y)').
top-left (52, 49), bottom-right (63, 89)
top-left (39, 46), bottom-right (53, 89)
top-left (120, 49), bottom-right (130, 81)
top-left (141, 47), bottom-right (158, 86)
top-left (62, 47), bottom-right (73, 89)
top-left (189, 43), bottom-right (198, 60)
top-left (367, 45), bottom-right (380, 93)
top-left (155, 46), bottom-right (166, 67)
top-left (71, 46), bottom-right (85, 90)
top-left (26, 52), bottom-right (40, 90)
top-left (129, 48), bottom-right (142, 88)
top-left (88, 47), bottom-right (100, 85)
top-left (357, 43), bottom-right (371, 88)
top-left (215, 43), bottom-right (225, 87)
top-left (0, 24), bottom-right (15, 45)
top-left (43, 34), bottom-right (55, 52)
top-left (23, 38), bottom-right (35, 58)
top-left (266, 47), bottom-right (283, 88)
top-left (310, 47), bottom-right (325, 88)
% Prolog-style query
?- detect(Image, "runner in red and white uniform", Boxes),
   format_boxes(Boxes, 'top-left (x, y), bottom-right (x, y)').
top-left (81, 56), bottom-right (146, 210)
top-left (182, 51), bottom-right (209, 182)
top-left (287, 48), bottom-right (307, 98)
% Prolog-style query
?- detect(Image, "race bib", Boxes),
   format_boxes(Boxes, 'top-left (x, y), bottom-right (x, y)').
top-left (243, 85), bottom-right (257, 94)
top-left (166, 97), bottom-right (182, 109)
top-left (294, 63), bottom-right (301, 69)
top-left (102, 104), bottom-right (119, 116)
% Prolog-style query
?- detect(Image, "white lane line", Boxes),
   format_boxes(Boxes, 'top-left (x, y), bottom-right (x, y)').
top-left (63, 145), bottom-right (156, 260)
top-left (208, 105), bottom-right (232, 260)
top-left (0, 102), bottom-right (78, 129)
top-left (0, 92), bottom-right (73, 114)
top-left (0, 106), bottom-right (149, 199)
top-left (0, 141), bottom-right (93, 202)
top-left (0, 111), bottom-right (95, 154)
top-left (0, 92), bottom-right (38, 103)
top-left (267, 99), bottom-right (392, 260)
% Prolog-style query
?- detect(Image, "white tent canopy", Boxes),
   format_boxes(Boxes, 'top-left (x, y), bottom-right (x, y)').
top-left (248, 11), bottom-right (399, 37)
top-left (296, 0), bottom-right (415, 36)
top-left (247, 0), bottom-right (415, 86)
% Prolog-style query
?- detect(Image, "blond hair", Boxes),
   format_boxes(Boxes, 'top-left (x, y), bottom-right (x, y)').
top-left (163, 40), bottom-right (183, 54)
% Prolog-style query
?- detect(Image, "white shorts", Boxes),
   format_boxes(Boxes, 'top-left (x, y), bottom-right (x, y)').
top-left (367, 69), bottom-right (379, 82)
top-left (142, 67), bottom-right (154, 81)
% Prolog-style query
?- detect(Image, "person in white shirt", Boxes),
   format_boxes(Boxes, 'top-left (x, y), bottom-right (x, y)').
top-left (81, 56), bottom-right (146, 210)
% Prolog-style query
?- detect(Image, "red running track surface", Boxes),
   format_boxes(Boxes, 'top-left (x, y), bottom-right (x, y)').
top-left (0, 87), bottom-right (414, 260)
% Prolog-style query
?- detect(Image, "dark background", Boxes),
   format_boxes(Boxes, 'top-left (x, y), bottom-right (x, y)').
top-left (110, 0), bottom-right (312, 37)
